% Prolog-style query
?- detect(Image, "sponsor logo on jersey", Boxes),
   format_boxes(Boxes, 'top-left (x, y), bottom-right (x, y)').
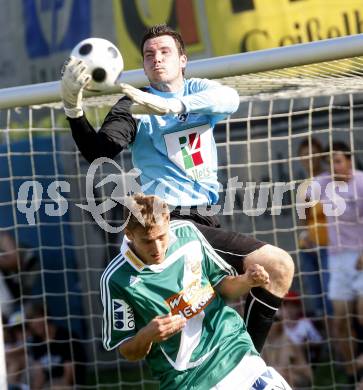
top-left (129, 275), bottom-right (141, 287)
top-left (164, 125), bottom-right (213, 181)
top-left (179, 132), bottom-right (203, 169)
top-left (112, 299), bottom-right (135, 331)
top-left (165, 281), bottom-right (215, 319)
top-left (177, 113), bottom-right (189, 122)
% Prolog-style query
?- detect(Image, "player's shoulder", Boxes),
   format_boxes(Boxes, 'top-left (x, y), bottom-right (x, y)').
top-left (170, 219), bottom-right (201, 239)
top-left (185, 77), bottom-right (222, 92)
top-left (100, 252), bottom-right (130, 285)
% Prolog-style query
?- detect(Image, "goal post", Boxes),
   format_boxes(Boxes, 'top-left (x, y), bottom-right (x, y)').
top-left (0, 311), bottom-right (6, 390)
top-left (1, 34), bottom-right (363, 389)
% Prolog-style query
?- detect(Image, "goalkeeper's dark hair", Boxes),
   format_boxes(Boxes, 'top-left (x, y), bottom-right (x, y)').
top-left (123, 193), bottom-right (170, 232)
top-left (140, 24), bottom-right (186, 57)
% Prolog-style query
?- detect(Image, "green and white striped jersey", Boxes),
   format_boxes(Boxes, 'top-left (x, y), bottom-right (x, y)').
top-left (100, 220), bottom-right (259, 390)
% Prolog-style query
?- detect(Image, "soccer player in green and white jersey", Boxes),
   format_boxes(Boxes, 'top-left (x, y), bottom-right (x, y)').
top-left (100, 194), bottom-right (291, 390)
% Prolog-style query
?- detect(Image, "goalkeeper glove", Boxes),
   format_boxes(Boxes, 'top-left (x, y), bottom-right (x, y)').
top-left (60, 56), bottom-right (91, 118)
top-left (119, 83), bottom-right (184, 116)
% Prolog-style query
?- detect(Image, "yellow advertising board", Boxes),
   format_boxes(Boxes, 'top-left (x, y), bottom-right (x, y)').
top-left (113, 0), bottom-right (363, 70)
top-left (112, 0), bottom-right (205, 70)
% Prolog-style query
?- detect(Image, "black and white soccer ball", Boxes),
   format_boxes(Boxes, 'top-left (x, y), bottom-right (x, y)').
top-left (70, 37), bottom-right (124, 92)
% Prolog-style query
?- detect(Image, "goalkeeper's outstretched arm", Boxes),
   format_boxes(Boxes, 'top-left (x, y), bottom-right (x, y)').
top-left (68, 97), bottom-right (138, 163)
top-left (119, 79), bottom-right (239, 118)
top-left (61, 58), bottom-right (238, 163)
top-left (61, 57), bottom-right (138, 163)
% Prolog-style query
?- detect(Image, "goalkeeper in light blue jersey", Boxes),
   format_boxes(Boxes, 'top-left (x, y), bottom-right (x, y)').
top-left (100, 194), bottom-right (291, 390)
top-left (61, 24), bottom-right (294, 353)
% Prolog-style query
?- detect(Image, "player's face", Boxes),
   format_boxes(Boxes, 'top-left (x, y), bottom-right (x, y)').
top-left (143, 35), bottom-right (187, 91)
top-left (126, 222), bottom-right (170, 265)
top-left (332, 151), bottom-right (351, 180)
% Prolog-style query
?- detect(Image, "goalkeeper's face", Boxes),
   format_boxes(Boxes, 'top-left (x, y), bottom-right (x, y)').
top-left (143, 35), bottom-right (187, 91)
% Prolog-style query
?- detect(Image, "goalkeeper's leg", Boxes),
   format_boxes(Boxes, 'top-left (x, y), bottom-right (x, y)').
top-left (242, 243), bottom-right (294, 352)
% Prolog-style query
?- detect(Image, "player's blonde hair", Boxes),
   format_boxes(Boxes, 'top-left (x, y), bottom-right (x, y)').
top-left (124, 193), bottom-right (170, 232)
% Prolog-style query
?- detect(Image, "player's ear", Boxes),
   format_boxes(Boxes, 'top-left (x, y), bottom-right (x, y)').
top-left (124, 228), bottom-right (134, 241)
top-left (180, 54), bottom-right (187, 72)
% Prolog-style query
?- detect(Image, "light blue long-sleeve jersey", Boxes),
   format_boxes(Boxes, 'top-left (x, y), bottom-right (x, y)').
top-left (131, 78), bottom-right (239, 206)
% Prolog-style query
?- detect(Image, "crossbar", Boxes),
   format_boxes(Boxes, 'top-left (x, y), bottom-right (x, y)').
top-left (1, 33), bottom-right (363, 109)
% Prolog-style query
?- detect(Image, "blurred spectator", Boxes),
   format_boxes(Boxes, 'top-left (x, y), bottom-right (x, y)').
top-left (26, 302), bottom-right (86, 390)
top-left (0, 229), bottom-right (86, 342)
top-left (0, 231), bottom-right (19, 317)
top-left (313, 141), bottom-right (363, 379)
top-left (282, 291), bottom-right (323, 345)
top-left (4, 311), bottom-right (28, 389)
top-left (0, 231), bottom-right (39, 316)
top-left (0, 231), bottom-right (89, 388)
top-left (297, 138), bottom-right (332, 318)
top-left (263, 291), bottom-right (322, 388)
top-left (356, 354), bottom-right (363, 389)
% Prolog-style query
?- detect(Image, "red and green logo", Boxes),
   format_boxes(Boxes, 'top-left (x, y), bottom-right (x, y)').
top-left (178, 133), bottom-right (203, 169)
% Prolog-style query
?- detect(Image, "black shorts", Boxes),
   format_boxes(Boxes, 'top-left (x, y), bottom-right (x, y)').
top-left (170, 207), bottom-right (265, 274)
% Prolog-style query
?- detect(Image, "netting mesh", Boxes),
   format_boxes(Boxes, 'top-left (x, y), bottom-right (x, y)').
top-left (1, 55), bottom-right (363, 389)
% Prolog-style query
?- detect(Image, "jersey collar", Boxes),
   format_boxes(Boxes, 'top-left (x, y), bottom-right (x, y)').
top-left (121, 239), bottom-right (145, 272)
top-left (148, 82), bottom-right (185, 99)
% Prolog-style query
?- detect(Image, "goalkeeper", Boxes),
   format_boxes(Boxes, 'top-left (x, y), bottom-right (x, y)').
top-left (101, 193), bottom-right (291, 390)
top-left (61, 24), bottom-right (294, 352)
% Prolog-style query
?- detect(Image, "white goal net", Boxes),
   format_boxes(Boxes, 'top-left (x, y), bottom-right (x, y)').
top-left (1, 34), bottom-right (363, 389)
